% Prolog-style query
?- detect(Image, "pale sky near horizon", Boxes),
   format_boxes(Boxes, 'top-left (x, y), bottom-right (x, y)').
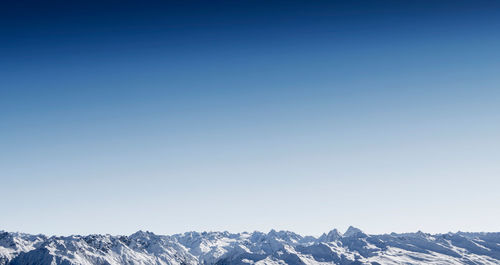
top-left (1, 0), bottom-right (500, 236)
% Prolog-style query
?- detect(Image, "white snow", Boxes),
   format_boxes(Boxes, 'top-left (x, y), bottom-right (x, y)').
top-left (1, 228), bottom-right (500, 265)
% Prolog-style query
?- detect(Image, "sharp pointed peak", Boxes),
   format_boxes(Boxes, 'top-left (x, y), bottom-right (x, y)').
top-left (343, 226), bottom-right (365, 237)
top-left (319, 228), bottom-right (342, 242)
top-left (130, 230), bottom-right (156, 238)
top-left (328, 228), bottom-right (342, 235)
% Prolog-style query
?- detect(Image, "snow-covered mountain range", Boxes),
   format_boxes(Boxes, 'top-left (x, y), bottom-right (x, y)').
top-left (1, 227), bottom-right (500, 265)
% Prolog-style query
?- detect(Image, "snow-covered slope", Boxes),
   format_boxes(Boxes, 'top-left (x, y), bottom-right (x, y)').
top-left (1, 227), bottom-right (500, 265)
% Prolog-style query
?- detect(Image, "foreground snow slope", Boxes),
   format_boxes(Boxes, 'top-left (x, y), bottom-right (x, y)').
top-left (1, 227), bottom-right (500, 265)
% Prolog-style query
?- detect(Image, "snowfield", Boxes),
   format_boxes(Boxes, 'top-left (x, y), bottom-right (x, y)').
top-left (1, 227), bottom-right (500, 265)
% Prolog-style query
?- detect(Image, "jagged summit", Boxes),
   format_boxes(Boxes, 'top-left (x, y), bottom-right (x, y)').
top-left (318, 228), bottom-right (342, 242)
top-left (130, 230), bottom-right (157, 239)
top-left (343, 226), bottom-right (365, 237)
top-left (1, 228), bottom-right (500, 265)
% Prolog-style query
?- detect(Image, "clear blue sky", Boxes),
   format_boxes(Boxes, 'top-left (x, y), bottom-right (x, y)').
top-left (1, 0), bottom-right (500, 236)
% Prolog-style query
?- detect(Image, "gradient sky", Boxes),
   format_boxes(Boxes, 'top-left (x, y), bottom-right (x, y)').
top-left (1, 0), bottom-right (500, 236)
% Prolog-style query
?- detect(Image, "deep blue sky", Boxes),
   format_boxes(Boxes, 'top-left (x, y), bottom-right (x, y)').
top-left (1, 0), bottom-right (500, 236)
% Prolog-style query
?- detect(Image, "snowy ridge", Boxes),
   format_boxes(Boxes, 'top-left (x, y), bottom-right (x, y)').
top-left (1, 227), bottom-right (500, 265)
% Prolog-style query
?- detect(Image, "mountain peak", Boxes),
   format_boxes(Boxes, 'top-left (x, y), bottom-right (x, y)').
top-left (343, 226), bottom-right (365, 237)
top-left (319, 228), bottom-right (342, 242)
top-left (130, 230), bottom-right (156, 240)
